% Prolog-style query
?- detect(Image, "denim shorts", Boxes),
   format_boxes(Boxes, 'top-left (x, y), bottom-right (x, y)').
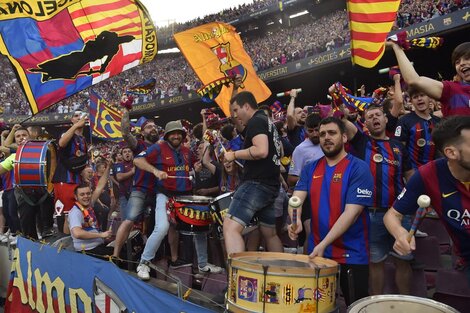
top-left (369, 211), bottom-right (413, 263)
top-left (126, 190), bottom-right (155, 222)
top-left (226, 181), bottom-right (279, 227)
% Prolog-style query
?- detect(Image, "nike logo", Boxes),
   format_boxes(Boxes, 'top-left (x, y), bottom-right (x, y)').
top-left (313, 175), bottom-right (323, 179)
top-left (165, 157), bottom-right (172, 160)
top-left (442, 191), bottom-right (458, 198)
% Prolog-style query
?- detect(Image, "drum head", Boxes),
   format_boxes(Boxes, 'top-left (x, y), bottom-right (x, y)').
top-left (348, 295), bottom-right (459, 313)
top-left (175, 195), bottom-right (213, 203)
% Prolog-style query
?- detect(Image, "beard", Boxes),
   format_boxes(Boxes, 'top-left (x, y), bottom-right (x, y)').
top-left (309, 136), bottom-right (319, 145)
top-left (321, 141), bottom-right (343, 158)
top-left (145, 131), bottom-right (159, 143)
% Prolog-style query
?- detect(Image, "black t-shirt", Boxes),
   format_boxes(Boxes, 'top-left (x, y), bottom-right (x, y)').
top-left (242, 110), bottom-right (281, 187)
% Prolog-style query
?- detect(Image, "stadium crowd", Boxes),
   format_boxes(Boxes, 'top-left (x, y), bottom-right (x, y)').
top-left (0, 0), bottom-right (467, 117)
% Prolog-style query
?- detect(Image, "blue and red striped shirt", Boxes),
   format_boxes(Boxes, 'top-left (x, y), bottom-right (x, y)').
top-left (52, 134), bottom-right (87, 184)
top-left (440, 81), bottom-right (470, 117)
top-left (295, 154), bottom-right (373, 264)
top-left (395, 112), bottom-right (441, 170)
top-left (350, 132), bottom-right (412, 209)
top-left (136, 141), bottom-right (193, 196)
top-left (393, 158), bottom-right (470, 266)
top-left (131, 140), bottom-right (155, 193)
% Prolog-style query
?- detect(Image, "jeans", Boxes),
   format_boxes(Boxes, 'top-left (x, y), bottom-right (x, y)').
top-left (126, 190), bottom-right (152, 222)
top-left (141, 193), bottom-right (170, 262)
top-left (369, 211), bottom-right (413, 263)
top-left (193, 233), bottom-right (208, 267)
top-left (2, 189), bottom-right (20, 233)
top-left (227, 181), bottom-right (279, 227)
top-left (119, 195), bottom-right (129, 220)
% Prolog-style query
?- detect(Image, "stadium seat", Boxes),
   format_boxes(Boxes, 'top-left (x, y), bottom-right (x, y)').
top-left (432, 268), bottom-right (470, 312)
top-left (419, 217), bottom-right (451, 254)
top-left (414, 236), bottom-right (443, 271)
top-left (383, 261), bottom-right (427, 297)
top-left (200, 272), bottom-right (227, 295)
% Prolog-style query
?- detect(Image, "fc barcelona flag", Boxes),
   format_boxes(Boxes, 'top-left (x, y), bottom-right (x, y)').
top-left (347, 0), bottom-right (400, 68)
top-left (174, 22), bottom-right (271, 117)
top-left (89, 90), bottom-right (123, 140)
top-left (0, 0), bottom-right (157, 115)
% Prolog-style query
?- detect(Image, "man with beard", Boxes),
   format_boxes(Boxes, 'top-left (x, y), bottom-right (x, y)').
top-left (288, 117), bottom-right (373, 306)
top-left (342, 104), bottom-right (414, 296)
top-left (287, 113), bottom-right (324, 253)
top-left (52, 111), bottom-right (88, 233)
top-left (133, 120), bottom-right (194, 280)
top-left (224, 91), bottom-right (283, 255)
top-left (112, 108), bottom-right (160, 259)
top-left (385, 116), bottom-right (470, 286)
top-left (286, 89), bottom-right (307, 147)
top-left (113, 147), bottom-right (134, 220)
top-left (395, 87), bottom-right (441, 170)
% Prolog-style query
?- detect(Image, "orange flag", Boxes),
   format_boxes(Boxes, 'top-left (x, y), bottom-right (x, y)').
top-left (174, 22), bottom-right (271, 116)
top-left (348, 0), bottom-right (401, 68)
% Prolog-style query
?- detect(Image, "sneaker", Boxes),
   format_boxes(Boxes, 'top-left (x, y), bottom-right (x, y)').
top-left (415, 230), bottom-right (428, 238)
top-left (198, 263), bottom-right (223, 274)
top-left (41, 229), bottom-right (55, 238)
top-left (169, 259), bottom-right (191, 269)
top-left (136, 262), bottom-right (150, 281)
top-left (9, 235), bottom-right (17, 246)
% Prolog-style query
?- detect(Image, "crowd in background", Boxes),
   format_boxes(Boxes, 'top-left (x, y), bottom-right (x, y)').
top-left (0, 0), bottom-right (468, 117)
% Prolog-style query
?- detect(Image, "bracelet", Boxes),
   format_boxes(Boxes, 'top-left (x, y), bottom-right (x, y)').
top-left (248, 147), bottom-right (255, 159)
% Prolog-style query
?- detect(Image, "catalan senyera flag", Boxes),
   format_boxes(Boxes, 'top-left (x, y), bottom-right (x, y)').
top-left (174, 22), bottom-right (271, 116)
top-left (0, 0), bottom-right (157, 115)
top-left (348, 0), bottom-right (401, 68)
top-left (89, 90), bottom-right (123, 140)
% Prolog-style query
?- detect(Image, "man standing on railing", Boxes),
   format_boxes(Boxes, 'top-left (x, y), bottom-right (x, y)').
top-left (224, 91), bottom-right (284, 255)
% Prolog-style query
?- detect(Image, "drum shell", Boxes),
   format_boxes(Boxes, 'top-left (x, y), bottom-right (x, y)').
top-left (14, 140), bottom-right (57, 193)
top-left (347, 295), bottom-right (459, 313)
top-left (210, 192), bottom-right (233, 227)
top-left (227, 252), bottom-right (339, 313)
top-left (171, 196), bottom-right (213, 234)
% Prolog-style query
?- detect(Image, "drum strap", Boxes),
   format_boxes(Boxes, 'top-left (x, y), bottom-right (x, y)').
top-left (16, 187), bottom-right (50, 206)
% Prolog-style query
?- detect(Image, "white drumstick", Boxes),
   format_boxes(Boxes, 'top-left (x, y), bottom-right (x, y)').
top-left (167, 175), bottom-right (193, 180)
top-left (108, 211), bottom-right (118, 231)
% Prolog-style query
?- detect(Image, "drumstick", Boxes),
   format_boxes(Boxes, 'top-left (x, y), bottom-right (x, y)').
top-left (108, 211), bottom-right (118, 231)
top-left (219, 141), bottom-right (244, 169)
top-left (407, 195), bottom-right (431, 242)
top-left (167, 175), bottom-right (193, 180)
top-left (289, 196), bottom-right (301, 232)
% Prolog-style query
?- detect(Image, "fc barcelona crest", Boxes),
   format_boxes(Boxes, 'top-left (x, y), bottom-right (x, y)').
top-left (212, 42), bottom-right (247, 82)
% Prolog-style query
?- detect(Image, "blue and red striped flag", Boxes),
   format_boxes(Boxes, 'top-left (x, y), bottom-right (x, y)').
top-left (0, 0), bottom-right (157, 115)
top-left (89, 90), bottom-right (123, 140)
top-left (348, 0), bottom-right (401, 68)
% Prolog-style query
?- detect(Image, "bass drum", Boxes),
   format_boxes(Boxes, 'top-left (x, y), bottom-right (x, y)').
top-left (227, 252), bottom-right (339, 313)
top-left (14, 140), bottom-right (57, 194)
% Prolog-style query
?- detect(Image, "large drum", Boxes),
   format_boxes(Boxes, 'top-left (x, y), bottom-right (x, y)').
top-left (210, 192), bottom-right (233, 227)
top-left (170, 195), bottom-right (213, 235)
top-left (348, 295), bottom-right (459, 313)
top-left (227, 252), bottom-right (339, 313)
top-left (14, 140), bottom-right (57, 193)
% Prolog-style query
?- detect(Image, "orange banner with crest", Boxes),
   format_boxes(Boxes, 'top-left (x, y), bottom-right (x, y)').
top-left (174, 22), bottom-right (271, 116)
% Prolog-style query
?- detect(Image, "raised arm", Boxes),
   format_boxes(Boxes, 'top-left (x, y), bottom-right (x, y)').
top-left (286, 89), bottom-right (298, 131)
top-left (387, 41), bottom-right (443, 100)
top-left (58, 116), bottom-right (86, 148)
top-left (121, 108), bottom-right (138, 151)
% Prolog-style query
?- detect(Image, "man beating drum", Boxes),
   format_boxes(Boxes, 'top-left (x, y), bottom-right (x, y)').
top-left (0, 125), bottom-right (54, 240)
top-left (287, 117), bottom-right (374, 306)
